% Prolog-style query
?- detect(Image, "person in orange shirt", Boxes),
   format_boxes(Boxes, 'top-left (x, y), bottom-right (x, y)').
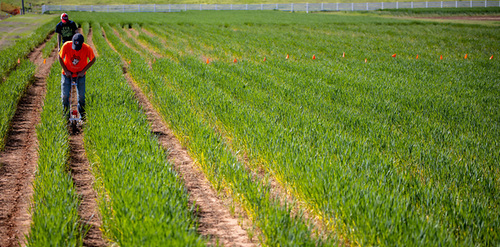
top-left (59, 33), bottom-right (95, 120)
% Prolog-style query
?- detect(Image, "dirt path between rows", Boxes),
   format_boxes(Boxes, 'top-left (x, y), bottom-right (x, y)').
top-left (103, 27), bottom-right (255, 247)
top-left (68, 131), bottom-right (106, 247)
top-left (0, 33), bottom-right (55, 247)
top-left (70, 27), bottom-right (106, 247)
top-left (86, 28), bottom-right (98, 58)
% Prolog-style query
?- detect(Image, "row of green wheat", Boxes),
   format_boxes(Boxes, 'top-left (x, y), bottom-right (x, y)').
top-left (0, 17), bottom-right (58, 151)
top-left (104, 22), bottom-right (325, 245)
top-left (24, 22), bottom-right (205, 246)
top-left (0, 17), bottom-right (57, 82)
top-left (117, 19), bottom-right (498, 246)
top-left (27, 58), bottom-right (82, 246)
top-left (0, 60), bottom-right (35, 151)
top-left (81, 22), bottom-right (205, 246)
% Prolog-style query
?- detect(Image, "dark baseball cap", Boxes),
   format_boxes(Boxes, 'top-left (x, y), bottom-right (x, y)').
top-left (72, 33), bottom-right (84, 51)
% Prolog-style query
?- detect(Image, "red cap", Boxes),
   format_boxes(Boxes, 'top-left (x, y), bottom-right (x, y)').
top-left (61, 13), bottom-right (68, 23)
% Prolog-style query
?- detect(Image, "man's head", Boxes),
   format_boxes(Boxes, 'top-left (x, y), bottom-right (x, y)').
top-left (61, 13), bottom-right (68, 23)
top-left (72, 33), bottom-right (84, 51)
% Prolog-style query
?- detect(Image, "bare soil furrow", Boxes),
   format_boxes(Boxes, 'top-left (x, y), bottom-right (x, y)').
top-left (69, 133), bottom-right (107, 247)
top-left (69, 28), bottom-right (106, 247)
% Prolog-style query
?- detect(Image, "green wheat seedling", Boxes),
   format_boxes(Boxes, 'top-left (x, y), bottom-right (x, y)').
top-left (0, 17), bottom-right (58, 82)
top-left (62, 11), bottom-right (500, 246)
top-left (27, 62), bottom-right (82, 246)
top-left (82, 22), bottom-right (206, 246)
top-left (104, 22), bottom-right (322, 246)
top-left (0, 60), bottom-right (35, 151)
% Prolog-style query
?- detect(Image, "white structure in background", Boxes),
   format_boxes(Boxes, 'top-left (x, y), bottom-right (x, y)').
top-left (42, 1), bottom-right (500, 14)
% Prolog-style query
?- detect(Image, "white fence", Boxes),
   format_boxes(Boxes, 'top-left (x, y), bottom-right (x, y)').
top-left (42, 1), bottom-right (500, 13)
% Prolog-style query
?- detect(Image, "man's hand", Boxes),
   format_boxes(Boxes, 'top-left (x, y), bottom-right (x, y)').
top-left (64, 70), bottom-right (73, 77)
top-left (77, 71), bottom-right (86, 78)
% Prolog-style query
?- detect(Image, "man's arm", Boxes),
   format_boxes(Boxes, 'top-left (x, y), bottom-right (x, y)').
top-left (76, 57), bottom-right (96, 78)
top-left (57, 33), bottom-right (62, 51)
top-left (72, 21), bottom-right (79, 34)
top-left (56, 23), bottom-right (62, 51)
top-left (58, 55), bottom-right (73, 77)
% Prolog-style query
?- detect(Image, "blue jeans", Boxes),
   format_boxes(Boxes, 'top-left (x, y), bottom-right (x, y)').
top-left (61, 74), bottom-right (86, 117)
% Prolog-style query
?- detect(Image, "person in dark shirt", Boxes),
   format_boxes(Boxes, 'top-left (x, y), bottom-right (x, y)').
top-left (55, 13), bottom-right (78, 51)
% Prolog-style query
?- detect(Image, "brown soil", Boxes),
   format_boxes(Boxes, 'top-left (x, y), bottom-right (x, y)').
top-left (69, 28), bottom-right (106, 247)
top-left (0, 33), bottom-right (55, 247)
top-left (86, 28), bottom-right (98, 57)
top-left (68, 133), bottom-right (106, 247)
top-left (128, 26), bottom-right (139, 36)
top-left (105, 27), bottom-right (255, 247)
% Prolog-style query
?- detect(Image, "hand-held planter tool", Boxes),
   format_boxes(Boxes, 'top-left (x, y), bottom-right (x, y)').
top-left (69, 76), bottom-right (81, 134)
